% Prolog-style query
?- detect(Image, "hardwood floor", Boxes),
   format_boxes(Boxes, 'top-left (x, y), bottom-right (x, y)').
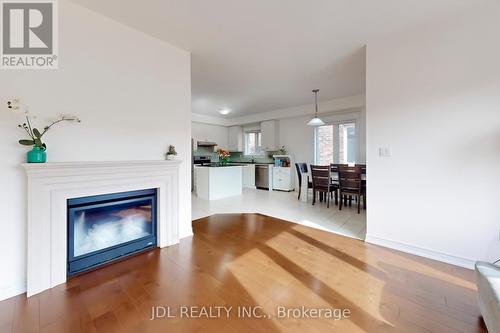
top-left (0, 213), bottom-right (486, 332)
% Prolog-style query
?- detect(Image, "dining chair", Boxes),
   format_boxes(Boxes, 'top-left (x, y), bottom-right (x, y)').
top-left (310, 165), bottom-right (337, 208)
top-left (295, 163), bottom-right (313, 200)
top-left (338, 165), bottom-right (365, 214)
top-left (355, 164), bottom-right (367, 200)
top-left (330, 163), bottom-right (348, 173)
top-left (355, 164), bottom-right (366, 175)
top-left (330, 163), bottom-right (348, 187)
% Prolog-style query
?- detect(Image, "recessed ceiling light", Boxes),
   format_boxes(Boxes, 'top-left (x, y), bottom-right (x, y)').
top-left (218, 108), bottom-right (231, 115)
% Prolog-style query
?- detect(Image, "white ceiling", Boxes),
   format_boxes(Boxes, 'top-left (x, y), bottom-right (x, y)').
top-left (71, 0), bottom-right (476, 118)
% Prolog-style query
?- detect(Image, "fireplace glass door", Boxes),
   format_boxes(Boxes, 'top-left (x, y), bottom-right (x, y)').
top-left (67, 189), bottom-right (157, 275)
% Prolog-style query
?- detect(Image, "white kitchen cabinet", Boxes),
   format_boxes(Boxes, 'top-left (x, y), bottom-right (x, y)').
top-left (272, 167), bottom-right (293, 191)
top-left (196, 166), bottom-right (243, 200)
top-left (192, 122), bottom-right (229, 151)
top-left (242, 164), bottom-right (256, 188)
top-left (260, 120), bottom-right (278, 151)
top-left (228, 126), bottom-right (243, 152)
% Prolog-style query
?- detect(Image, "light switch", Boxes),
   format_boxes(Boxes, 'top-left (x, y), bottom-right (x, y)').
top-left (378, 147), bottom-right (392, 157)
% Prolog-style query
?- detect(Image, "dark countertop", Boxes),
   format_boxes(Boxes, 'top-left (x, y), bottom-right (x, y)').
top-left (197, 163), bottom-right (244, 167)
top-left (197, 162), bottom-right (274, 167)
top-left (231, 162), bottom-right (274, 165)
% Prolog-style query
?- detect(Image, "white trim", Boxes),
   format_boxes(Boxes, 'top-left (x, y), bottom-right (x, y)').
top-left (365, 234), bottom-right (476, 269)
top-left (21, 160), bottom-right (181, 172)
top-left (22, 160), bottom-right (182, 297)
top-left (0, 281), bottom-right (26, 301)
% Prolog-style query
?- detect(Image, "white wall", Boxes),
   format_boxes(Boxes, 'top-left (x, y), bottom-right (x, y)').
top-left (278, 115), bottom-right (315, 164)
top-left (366, 5), bottom-right (500, 267)
top-left (0, 1), bottom-right (191, 300)
top-left (192, 122), bottom-right (229, 150)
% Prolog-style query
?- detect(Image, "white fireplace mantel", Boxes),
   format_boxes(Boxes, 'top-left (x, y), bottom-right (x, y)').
top-left (22, 160), bottom-right (181, 297)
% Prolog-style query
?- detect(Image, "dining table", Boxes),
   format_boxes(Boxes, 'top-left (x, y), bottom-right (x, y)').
top-left (300, 171), bottom-right (366, 203)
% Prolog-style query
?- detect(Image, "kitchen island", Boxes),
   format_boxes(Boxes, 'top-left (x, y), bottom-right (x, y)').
top-left (195, 165), bottom-right (243, 200)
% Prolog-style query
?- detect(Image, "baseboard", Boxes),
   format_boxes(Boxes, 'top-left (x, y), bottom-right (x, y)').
top-left (365, 235), bottom-right (476, 269)
top-left (0, 281), bottom-right (26, 301)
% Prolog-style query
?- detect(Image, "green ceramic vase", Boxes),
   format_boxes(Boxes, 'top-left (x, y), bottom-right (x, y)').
top-left (27, 146), bottom-right (47, 163)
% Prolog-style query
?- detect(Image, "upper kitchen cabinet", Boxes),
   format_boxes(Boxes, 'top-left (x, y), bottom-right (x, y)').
top-left (261, 120), bottom-right (279, 151)
top-left (192, 122), bottom-right (229, 150)
top-left (228, 126), bottom-right (243, 152)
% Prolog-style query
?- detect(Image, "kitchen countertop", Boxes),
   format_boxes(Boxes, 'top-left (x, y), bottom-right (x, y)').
top-left (198, 164), bottom-right (243, 167)
top-left (197, 162), bottom-right (273, 167)
top-left (238, 162), bottom-right (273, 165)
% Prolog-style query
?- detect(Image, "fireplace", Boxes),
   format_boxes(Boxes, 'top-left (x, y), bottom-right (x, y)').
top-left (23, 160), bottom-right (181, 296)
top-left (67, 188), bottom-right (157, 275)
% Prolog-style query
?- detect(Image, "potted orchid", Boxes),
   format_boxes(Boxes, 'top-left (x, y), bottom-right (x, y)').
top-left (9, 101), bottom-right (81, 163)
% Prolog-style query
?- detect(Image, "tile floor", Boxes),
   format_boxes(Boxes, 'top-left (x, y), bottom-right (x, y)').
top-left (192, 188), bottom-right (366, 240)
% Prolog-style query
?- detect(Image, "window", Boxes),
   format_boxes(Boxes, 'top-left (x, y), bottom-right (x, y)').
top-left (315, 122), bottom-right (356, 164)
top-left (245, 131), bottom-right (262, 155)
top-left (317, 125), bottom-right (334, 165)
top-left (339, 123), bottom-right (356, 164)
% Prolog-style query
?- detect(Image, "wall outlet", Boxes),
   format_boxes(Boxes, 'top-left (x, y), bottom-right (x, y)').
top-left (378, 147), bottom-right (392, 157)
top-left (5, 97), bottom-right (21, 112)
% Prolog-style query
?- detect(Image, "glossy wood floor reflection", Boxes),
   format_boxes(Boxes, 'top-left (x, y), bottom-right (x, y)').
top-left (0, 214), bottom-right (486, 333)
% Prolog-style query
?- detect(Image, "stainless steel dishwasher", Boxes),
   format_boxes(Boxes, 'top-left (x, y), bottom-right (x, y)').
top-left (255, 164), bottom-right (269, 189)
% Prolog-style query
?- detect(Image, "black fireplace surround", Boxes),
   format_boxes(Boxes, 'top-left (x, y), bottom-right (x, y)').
top-left (67, 189), bottom-right (157, 276)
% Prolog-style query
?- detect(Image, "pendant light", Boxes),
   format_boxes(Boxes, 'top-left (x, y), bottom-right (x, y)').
top-left (307, 89), bottom-right (325, 126)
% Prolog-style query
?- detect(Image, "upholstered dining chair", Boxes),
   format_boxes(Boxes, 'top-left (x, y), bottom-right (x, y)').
top-left (338, 165), bottom-right (365, 214)
top-left (310, 165), bottom-right (338, 208)
top-left (295, 163), bottom-right (312, 200)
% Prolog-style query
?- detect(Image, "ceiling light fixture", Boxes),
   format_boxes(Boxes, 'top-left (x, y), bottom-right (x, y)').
top-left (307, 89), bottom-right (325, 126)
top-left (218, 108), bottom-right (231, 115)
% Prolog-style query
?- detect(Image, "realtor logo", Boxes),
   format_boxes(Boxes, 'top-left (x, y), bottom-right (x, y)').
top-left (1, 0), bottom-right (58, 69)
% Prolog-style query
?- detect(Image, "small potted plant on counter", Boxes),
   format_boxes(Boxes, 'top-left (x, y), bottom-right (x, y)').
top-left (166, 145), bottom-right (177, 160)
top-left (13, 101), bottom-right (81, 163)
top-left (217, 148), bottom-right (230, 166)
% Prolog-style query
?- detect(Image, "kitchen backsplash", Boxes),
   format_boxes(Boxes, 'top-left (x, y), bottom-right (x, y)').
top-left (193, 148), bottom-right (278, 163)
top-left (229, 151), bottom-right (276, 164)
top-left (196, 146), bottom-right (217, 155)
top-left (193, 146), bottom-right (218, 161)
